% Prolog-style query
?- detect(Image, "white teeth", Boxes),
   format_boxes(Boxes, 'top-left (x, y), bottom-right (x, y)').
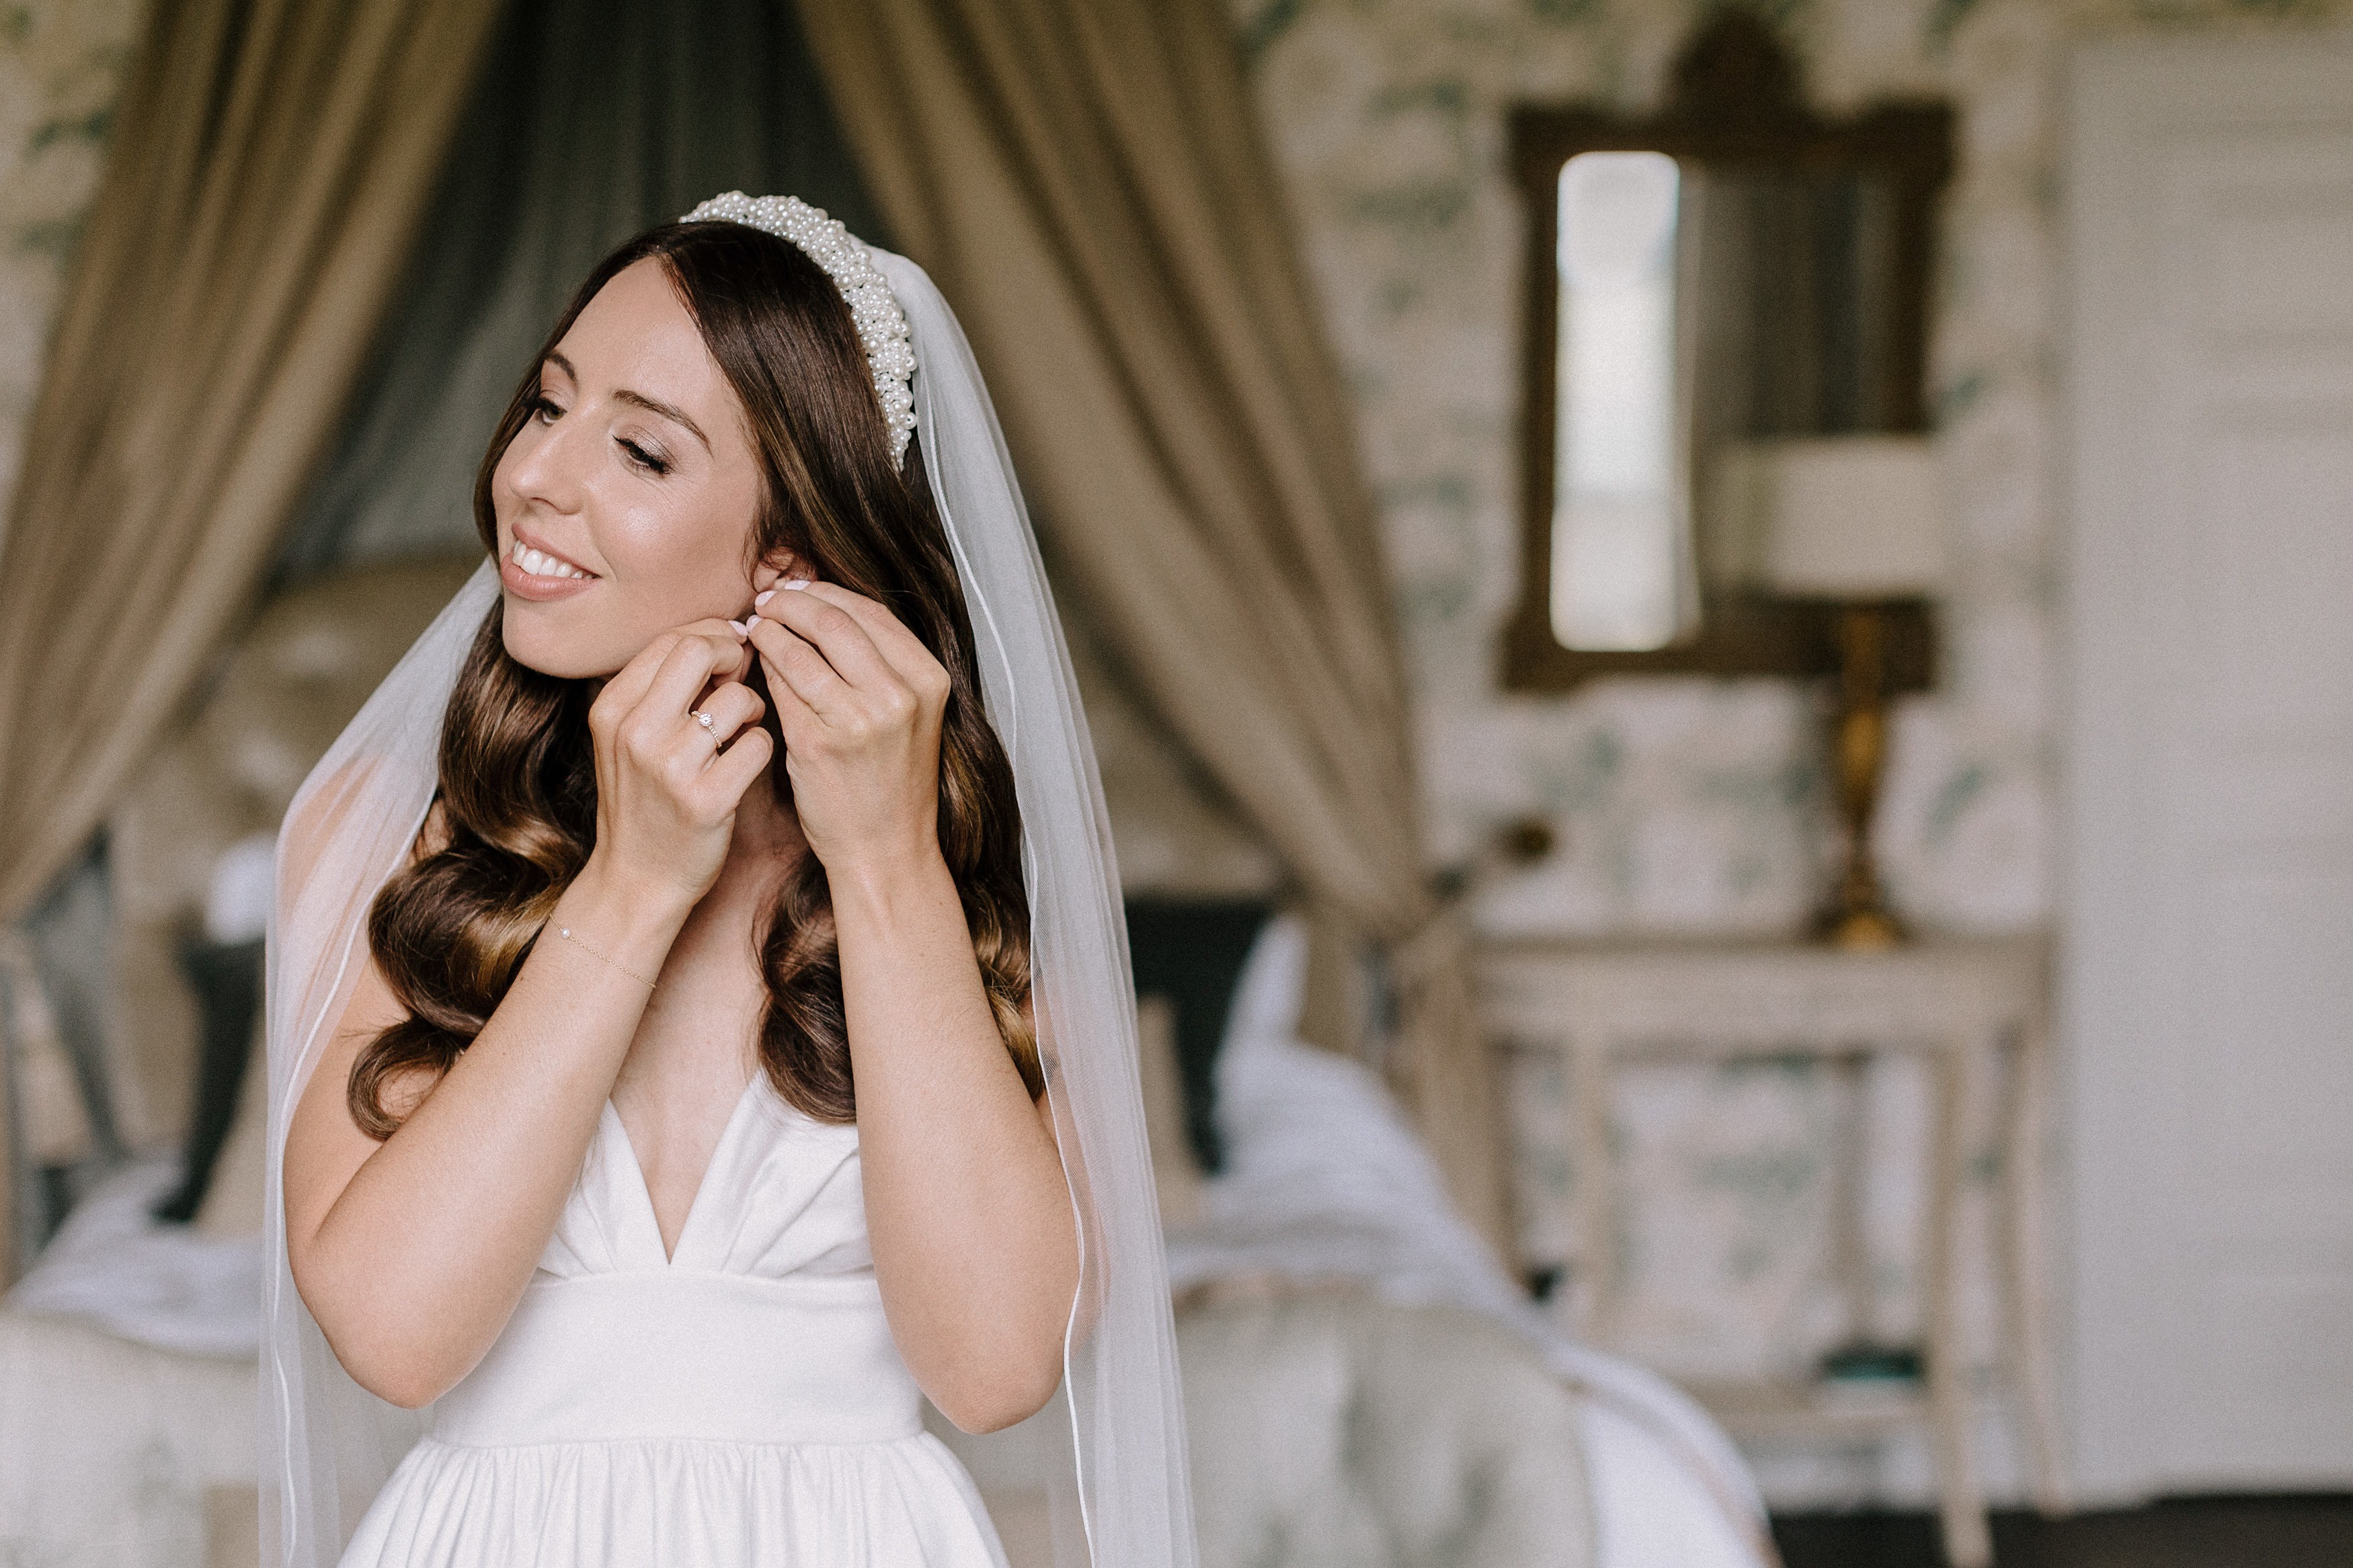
top-left (510, 540), bottom-right (586, 579)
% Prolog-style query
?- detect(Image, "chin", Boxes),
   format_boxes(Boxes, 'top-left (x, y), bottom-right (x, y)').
top-left (501, 592), bottom-right (633, 680)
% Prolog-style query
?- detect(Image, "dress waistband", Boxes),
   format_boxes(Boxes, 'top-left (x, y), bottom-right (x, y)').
top-left (430, 1271), bottom-right (922, 1448)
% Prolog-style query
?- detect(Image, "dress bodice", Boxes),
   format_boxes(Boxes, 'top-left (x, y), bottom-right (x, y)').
top-left (545, 1076), bottom-right (872, 1280)
top-left (340, 1073), bottom-right (1010, 1565)
top-left (427, 1076), bottom-right (925, 1450)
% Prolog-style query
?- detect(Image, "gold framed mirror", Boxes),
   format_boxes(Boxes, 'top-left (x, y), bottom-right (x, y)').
top-left (1502, 9), bottom-right (1954, 692)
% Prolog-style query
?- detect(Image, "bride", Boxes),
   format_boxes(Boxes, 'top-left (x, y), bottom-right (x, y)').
top-left (264, 197), bottom-right (1195, 1567)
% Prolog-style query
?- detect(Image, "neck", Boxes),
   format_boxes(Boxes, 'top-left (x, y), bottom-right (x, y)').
top-left (688, 773), bottom-right (807, 935)
top-left (731, 769), bottom-right (806, 874)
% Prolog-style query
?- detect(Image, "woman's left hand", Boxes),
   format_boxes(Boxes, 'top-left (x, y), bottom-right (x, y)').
top-left (744, 581), bottom-right (951, 876)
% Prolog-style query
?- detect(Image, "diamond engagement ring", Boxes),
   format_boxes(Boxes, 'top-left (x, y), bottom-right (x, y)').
top-left (692, 710), bottom-right (716, 733)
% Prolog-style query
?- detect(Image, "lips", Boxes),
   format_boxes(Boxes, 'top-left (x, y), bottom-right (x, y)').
top-left (500, 533), bottom-right (598, 602)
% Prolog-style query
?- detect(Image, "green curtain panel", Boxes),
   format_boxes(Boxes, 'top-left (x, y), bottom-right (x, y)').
top-left (275, 0), bottom-right (884, 575)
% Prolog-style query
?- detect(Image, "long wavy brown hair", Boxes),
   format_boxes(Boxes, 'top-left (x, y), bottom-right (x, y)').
top-left (348, 222), bottom-right (1036, 1139)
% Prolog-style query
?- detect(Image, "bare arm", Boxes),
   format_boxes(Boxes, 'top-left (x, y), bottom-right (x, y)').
top-left (283, 624), bottom-right (768, 1407)
top-left (750, 583), bottom-right (1078, 1434)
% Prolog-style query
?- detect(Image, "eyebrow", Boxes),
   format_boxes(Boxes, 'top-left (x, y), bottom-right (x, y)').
top-left (543, 351), bottom-right (712, 453)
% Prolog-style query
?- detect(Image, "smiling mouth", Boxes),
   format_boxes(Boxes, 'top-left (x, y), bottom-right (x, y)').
top-left (509, 537), bottom-right (594, 580)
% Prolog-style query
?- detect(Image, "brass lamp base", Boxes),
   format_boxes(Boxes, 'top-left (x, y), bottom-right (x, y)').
top-left (1821, 902), bottom-right (1905, 952)
top-left (1819, 604), bottom-right (1908, 950)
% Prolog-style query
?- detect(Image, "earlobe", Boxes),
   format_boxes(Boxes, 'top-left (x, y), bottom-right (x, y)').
top-left (752, 550), bottom-right (808, 591)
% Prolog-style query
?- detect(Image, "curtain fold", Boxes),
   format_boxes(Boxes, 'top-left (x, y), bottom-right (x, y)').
top-left (0, 0), bottom-right (504, 927)
top-left (798, 0), bottom-right (1508, 1247)
top-left (0, 0), bottom-right (502, 1281)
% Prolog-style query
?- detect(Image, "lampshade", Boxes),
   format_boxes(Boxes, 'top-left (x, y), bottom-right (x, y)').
top-left (1747, 436), bottom-right (1946, 599)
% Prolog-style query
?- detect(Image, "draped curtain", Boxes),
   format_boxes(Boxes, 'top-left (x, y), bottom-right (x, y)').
top-left (798, 0), bottom-right (1509, 1246)
top-left (0, 0), bottom-right (503, 1277)
top-left (0, 0), bottom-right (503, 921)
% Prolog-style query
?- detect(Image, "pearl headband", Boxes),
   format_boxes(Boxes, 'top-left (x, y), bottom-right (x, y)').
top-left (680, 192), bottom-right (917, 464)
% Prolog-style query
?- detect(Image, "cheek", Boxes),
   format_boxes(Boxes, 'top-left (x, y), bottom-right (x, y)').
top-left (594, 475), bottom-right (762, 603)
top-left (526, 480), bottom-right (760, 678)
top-left (498, 463), bottom-right (762, 679)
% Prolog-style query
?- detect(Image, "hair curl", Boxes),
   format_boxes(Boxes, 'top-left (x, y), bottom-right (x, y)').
top-left (349, 223), bottom-right (1036, 1139)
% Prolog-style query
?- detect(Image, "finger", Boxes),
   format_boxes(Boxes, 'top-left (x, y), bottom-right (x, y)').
top-left (592, 629), bottom-right (689, 729)
top-left (746, 615), bottom-right (856, 718)
top-left (791, 582), bottom-right (942, 690)
top-left (680, 618), bottom-right (756, 686)
top-left (640, 628), bottom-right (748, 723)
top-left (760, 651), bottom-right (824, 752)
top-left (677, 616), bottom-right (756, 684)
top-left (698, 725), bottom-right (776, 812)
top-left (783, 583), bottom-right (950, 714)
top-left (754, 583), bottom-right (901, 696)
top-left (684, 681), bottom-right (764, 753)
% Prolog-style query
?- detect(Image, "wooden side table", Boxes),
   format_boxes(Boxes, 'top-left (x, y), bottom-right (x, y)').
top-left (1478, 939), bottom-right (2069, 1568)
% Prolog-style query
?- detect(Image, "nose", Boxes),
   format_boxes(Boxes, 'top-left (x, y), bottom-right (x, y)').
top-left (502, 409), bottom-right (592, 518)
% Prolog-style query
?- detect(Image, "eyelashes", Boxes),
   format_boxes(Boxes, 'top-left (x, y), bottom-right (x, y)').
top-left (618, 438), bottom-right (672, 477)
top-left (525, 395), bottom-right (672, 477)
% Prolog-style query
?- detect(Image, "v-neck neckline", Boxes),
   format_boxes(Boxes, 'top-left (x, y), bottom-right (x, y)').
top-left (602, 1075), bottom-right (764, 1268)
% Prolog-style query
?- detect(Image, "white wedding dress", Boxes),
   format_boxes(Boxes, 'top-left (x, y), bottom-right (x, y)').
top-left (337, 1074), bottom-right (1010, 1567)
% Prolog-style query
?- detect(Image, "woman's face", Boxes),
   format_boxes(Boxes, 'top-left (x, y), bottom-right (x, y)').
top-left (492, 257), bottom-right (789, 678)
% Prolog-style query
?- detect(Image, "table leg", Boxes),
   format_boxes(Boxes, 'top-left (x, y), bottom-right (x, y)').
top-left (1829, 1050), bottom-right (1874, 1344)
top-left (2000, 1013), bottom-right (2071, 1516)
top-left (1925, 1046), bottom-right (1991, 1568)
top-left (1572, 1038), bottom-right (1620, 1346)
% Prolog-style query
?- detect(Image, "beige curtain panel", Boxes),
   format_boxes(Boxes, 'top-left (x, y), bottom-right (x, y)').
top-left (0, 0), bottom-right (502, 1270)
top-left (799, 0), bottom-right (1508, 1247)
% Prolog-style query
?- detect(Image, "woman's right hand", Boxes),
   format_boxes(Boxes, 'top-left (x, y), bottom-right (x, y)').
top-left (289, 622), bottom-right (771, 1409)
top-left (583, 621), bottom-right (773, 911)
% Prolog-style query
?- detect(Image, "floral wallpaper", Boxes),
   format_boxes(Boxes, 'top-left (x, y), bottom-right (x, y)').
top-left (1232, 0), bottom-right (2353, 1501)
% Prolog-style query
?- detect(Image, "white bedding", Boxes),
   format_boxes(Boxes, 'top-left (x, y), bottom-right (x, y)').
top-left (1164, 916), bottom-right (1773, 1568)
top-left (7, 1161), bottom-right (261, 1358)
top-left (0, 1307), bottom-right (253, 1567)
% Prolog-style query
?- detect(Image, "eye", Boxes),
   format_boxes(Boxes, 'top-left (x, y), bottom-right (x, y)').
top-left (618, 438), bottom-right (672, 477)
top-left (528, 395), bottom-right (563, 425)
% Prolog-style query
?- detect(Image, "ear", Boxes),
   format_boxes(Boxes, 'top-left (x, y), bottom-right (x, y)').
top-left (752, 547), bottom-right (812, 591)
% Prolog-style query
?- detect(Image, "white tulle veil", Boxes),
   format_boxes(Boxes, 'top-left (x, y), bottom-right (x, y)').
top-left (260, 234), bottom-right (1197, 1567)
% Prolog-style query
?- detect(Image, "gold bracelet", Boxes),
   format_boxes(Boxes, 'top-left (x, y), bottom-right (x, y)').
top-left (551, 923), bottom-right (657, 990)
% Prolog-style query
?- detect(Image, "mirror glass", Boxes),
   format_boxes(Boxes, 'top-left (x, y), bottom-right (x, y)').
top-left (1548, 156), bottom-right (1903, 652)
top-left (1551, 151), bottom-right (1693, 652)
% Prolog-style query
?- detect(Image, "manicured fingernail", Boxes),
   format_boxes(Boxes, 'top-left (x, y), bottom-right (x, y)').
top-left (743, 614), bottom-right (760, 631)
top-left (753, 589), bottom-right (776, 608)
top-left (727, 619), bottom-right (748, 636)
top-left (782, 578), bottom-right (811, 591)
